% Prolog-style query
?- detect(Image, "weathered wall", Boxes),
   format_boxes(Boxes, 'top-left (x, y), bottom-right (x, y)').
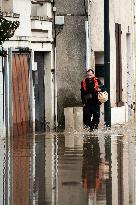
top-left (55, 0), bottom-right (87, 126)
top-left (110, 0), bottom-right (135, 107)
top-left (90, 0), bottom-right (135, 122)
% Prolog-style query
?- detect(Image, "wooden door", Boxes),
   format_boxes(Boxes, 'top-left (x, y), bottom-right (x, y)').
top-left (12, 53), bottom-right (30, 136)
top-left (12, 52), bottom-right (30, 205)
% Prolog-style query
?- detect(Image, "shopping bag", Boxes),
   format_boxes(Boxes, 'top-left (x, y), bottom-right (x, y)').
top-left (98, 91), bottom-right (108, 103)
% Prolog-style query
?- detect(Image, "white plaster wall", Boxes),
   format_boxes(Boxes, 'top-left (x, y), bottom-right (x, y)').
top-left (134, 0), bottom-right (136, 119)
top-left (44, 51), bottom-right (54, 129)
top-left (2, 0), bottom-right (53, 48)
top-left (90, 0), bottom-right (104, 51)
top-left (31, 20), bottom-right (53, 39)
top-left (111, 105), bottom-right (127, 124)
top-left (0, 0), bottom-right (2, 10)
top-left (0, 72), bottom-right (3, 136)
top-left (110, 0), bottom-right (135, 109)
top-left (31, 3), bottom-right (52, 18)
top-left (3, 38), bottom-right (31, 49)
top-left (1, 0), bottom-right (54, 131)
top-left (0, 58), bottom-right (5, 137)
top-left (31, 3), bottom-right (37, 16)
top-left (91, 0), bottom-right (134, 106)
top-left (2, 0), bottom-right (31, 37)
top-left (13, 0), bottom-right (31, 36)
top-left (31, 20), bottom-right (51, 31)
top-left (31, 43), bottom-right (52, 52)
top-left (90, 0), bottom-right (135, 123)
top-left (37, 3), bottom-right (52, 18)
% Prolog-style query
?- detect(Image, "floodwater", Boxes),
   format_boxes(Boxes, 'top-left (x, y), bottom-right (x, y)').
top-left (0, 124), bottom-right (136, 205)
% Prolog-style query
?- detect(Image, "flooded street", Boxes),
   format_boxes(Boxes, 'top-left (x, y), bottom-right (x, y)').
top-left (0, 125), bottom-right (136, 205)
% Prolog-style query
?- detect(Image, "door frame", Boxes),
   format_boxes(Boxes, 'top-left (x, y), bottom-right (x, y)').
top-left (5, 48), bottom-right (33, 137)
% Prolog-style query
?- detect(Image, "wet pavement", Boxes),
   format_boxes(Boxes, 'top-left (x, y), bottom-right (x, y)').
top-left (0, 124), bottom-right (136, 205)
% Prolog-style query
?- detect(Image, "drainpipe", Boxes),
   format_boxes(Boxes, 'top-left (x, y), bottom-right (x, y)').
top-left (85, 20), bottom-right (90, 70)
top-left (104, 0), bottom-right (111, 127)
top-left (54, 46), bottom-right (57, 130)
top-left (104, 4), bottom-right (112, 202)
top-left (85, 0), bottom-right (92, 70)
top-left (134, 0), bottom-right (136, 119)
top-left (53, 0), bottom-right (58, 130)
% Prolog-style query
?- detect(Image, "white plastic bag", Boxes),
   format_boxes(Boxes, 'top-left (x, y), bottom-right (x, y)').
top-left (98, 91), bottom-right (108, 103)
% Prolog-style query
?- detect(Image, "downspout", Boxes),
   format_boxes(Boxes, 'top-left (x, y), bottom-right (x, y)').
top-left (133, 0), bottom-right (136, 119)
top-left (104, 0), bottom-right (111, 127)
top-left (54, 47), bottom-right (57, 130)
top-left (84, 0), bottom-right (93, 71)
top-left (52, 4), bottom-right (59, 205)
top-left (85, 21), bottom-right (89, 70)
top-left (84, 0), bottom-right (90, 70)
top-left (53, 0), bottom-right (58, 130)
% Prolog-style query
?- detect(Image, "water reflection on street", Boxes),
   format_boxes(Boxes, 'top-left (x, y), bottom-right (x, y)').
top-left (0, 125), bottom-right (136, 205)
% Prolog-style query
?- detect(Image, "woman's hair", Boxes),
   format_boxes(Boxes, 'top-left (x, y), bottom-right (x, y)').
top-left (87, 69), bottom-right (94, 74)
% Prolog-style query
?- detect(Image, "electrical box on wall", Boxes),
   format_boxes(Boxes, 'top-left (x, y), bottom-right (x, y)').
top-left (32, 62), bottom-right (37, 71)
top-left (55, 16), bottom-right (64, 26)
top-left (53, 6), bottom-right (56, 12)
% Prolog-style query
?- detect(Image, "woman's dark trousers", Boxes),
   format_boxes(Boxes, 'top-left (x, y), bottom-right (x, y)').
top-left (83, 102), bottom-right (100, 129)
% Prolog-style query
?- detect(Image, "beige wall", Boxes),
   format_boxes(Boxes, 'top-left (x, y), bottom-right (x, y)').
top-left (90, 0), bottom-right (135, 122)
top-left (110, 0), bottom-right (135, 107)
top-left (90, 0), bottom-right (104, 52)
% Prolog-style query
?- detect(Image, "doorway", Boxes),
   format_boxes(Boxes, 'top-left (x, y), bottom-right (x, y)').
top-left (34, 52), bottom-right (45, 132)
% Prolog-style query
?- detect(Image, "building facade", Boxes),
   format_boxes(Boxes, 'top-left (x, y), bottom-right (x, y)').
top-left (0, 0), bottom-right (136, 134)
top-left (88, 0), bottom-right (136, 124)
top-left (54, 0), bottom-right (87, 127)
top-left (55, 0), bottom-right (136, 127)
top-left (0, 0), bottom-right (55, 135)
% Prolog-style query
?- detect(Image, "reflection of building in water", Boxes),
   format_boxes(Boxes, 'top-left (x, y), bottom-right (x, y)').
top-left (4, 133), bottom-right (57, 205)
top-left (34, 135), bottom-right (46, 204)
top-left (57, 134), bottom-right (86, 205)
top-left (9, 124), bottom-right (30, 205)
top-left (0, 140), bottom-right (5, 205)
top-left (111, 134), bottom-right (135, 205)
top-left (117, 135), bottom-right (124, 205)
top-left (64, 134), bottom-right (83, 149)
top-left (3, 132), bottom-right (136, 205)
top-left (44, 134), bottom-right (57, 204)
top-left (128, 135), bottom-right (136, 205)
top-left (123, 135), bottom-right (129, 205)
top-left (111, 135), bottom-right (118, 205)
top-left (33, 134), bottom-right (57, 205)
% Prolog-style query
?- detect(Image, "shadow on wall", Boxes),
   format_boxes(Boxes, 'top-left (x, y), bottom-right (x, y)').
top-left (57, 88), bottom-right (82, 128)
